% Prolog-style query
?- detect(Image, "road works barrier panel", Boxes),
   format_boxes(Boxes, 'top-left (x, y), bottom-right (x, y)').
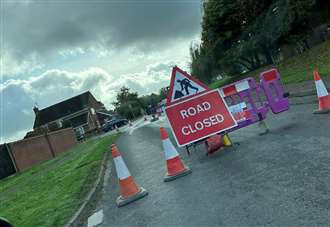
top-left (218, 70), bottom-right (289, 133)
top-left (165, 66), bottom-right (289, 152)
top-left (259, 69), bottom-right (289, 114)
top-left (219, 77), bottom-right (269, 132)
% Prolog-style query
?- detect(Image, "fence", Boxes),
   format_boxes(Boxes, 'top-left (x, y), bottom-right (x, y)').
top-left (0, 128), bottom-right (77, 179)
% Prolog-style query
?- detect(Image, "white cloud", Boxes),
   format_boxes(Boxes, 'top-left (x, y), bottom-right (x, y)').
top-left (1, 62), bottom-right (182, 142)
top-left (1, 51), bottom-right (45, 76)
top-left (1, 1), bottom-right (201, 77)
top-left (0, 1), bottom-right (202, 143)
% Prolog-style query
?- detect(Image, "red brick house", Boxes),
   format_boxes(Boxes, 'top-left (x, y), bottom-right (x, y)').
top-left (32, 91), bottom-right (111, 139)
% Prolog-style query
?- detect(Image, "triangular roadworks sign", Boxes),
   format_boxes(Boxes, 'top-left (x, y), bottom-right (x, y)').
top-left (166, 66), bottom-right (209, 105)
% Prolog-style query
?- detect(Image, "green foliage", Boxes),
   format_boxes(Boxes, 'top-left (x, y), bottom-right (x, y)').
top-left (210, 39), bottom-right (330, 88)
top-left (113, 86), bottom-right (143, 119)
top-left (113, 86), bottom-right (168, 117)
top-left (190, 43), bottom-right (218, 84)
top-left (209, 77), bottom-right (234, 89)
top-left (113, 86), bottom-right (139, 108)
top-left (191, 0), bottom-right (329, 83)
top-left (139, 93), bottom-right (160, 108)
top-left (139, 90), bottom-right (167, 115)
top-left (158, 87), bottom-right (168, 101)
top-left (0, 134), bottom-right (120, 227)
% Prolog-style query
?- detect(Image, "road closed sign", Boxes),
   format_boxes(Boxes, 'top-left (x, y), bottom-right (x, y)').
top-left (165, 89), bottom-right (237, 147)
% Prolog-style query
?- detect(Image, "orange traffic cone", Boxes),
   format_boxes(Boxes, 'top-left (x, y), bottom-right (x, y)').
top-left (160, 127), bottom-right (191, 182)
top-left (205, 134), bottom-right (223, 155)
top-left (111, 144), bottom-right (148, 207)
top-left (313, 70), bottom-right (330, 114)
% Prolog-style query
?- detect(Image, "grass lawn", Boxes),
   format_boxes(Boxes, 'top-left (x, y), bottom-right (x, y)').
top-left (0, 133), bottom-right (120, 227)
top-left (210, 39), bottom-right (330, 88)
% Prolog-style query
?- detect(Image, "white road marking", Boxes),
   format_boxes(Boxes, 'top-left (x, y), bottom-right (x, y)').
top-left (87, 209), bottom-right (104, 227)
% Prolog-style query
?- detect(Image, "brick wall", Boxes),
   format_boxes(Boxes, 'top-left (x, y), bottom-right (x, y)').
top-left (47, 128), bottom-right (77, 156)
top-left (9, 135), bottom-right (53, 171)
top-left (9, 128), bottom-right (77, 171)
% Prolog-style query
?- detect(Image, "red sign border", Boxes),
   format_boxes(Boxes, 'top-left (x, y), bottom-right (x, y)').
top-left (165, 89), bottom-right (238, 147)
top-left (166, 66), bottom-right (209, 106)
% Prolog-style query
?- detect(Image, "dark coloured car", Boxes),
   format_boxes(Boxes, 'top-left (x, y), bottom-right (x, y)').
top-left (102, 118), bottom-right (128, 132)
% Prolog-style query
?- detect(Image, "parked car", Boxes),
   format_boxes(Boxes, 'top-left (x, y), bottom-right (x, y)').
top-left (102, 118), bottom-right (129, 132)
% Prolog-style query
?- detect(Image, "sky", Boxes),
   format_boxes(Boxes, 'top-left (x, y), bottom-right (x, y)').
top-left (0, 0), bottom-right (202, 143)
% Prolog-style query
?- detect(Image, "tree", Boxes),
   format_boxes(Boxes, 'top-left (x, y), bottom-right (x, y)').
top-left (193, 0), bottom-right (323, 80)
top-left (113, 86), bottom-right (143, 119)
top-left (189, 43), bottom-right (219, 83)
top-left (199, 0), bottom-right (273, 77)
top-left (139, 89), bottom-right (168, 115)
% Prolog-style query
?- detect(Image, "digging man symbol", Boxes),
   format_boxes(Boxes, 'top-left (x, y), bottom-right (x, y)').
top-left (175, 78), bottom-right (199, 99)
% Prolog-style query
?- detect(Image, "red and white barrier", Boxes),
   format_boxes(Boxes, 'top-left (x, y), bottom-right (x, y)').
top-left (219, 80), bottom-right (250, 97)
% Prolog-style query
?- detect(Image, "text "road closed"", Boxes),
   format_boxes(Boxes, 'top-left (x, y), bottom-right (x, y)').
top-left (180, 101), bottom-right (224, 136)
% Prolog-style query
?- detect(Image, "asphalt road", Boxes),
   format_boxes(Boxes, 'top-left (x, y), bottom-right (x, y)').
top-left (97, 103), bottom-right (330, 226)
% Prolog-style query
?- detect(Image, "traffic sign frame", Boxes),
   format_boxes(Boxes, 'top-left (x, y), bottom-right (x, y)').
top-left (165, 89), bottom-right (238, 147)
top-left (166, 66), bottom-right (209, 106)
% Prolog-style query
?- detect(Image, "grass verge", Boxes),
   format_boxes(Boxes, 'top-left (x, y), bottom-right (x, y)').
top-left (210, 39), bottom-right (330, 88)
top-left (0, 133), bottom-right (120, 227)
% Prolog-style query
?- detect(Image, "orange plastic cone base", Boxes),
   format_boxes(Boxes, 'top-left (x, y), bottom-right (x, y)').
top-left (205, 135), bottom-right (223, 154)
top-left (119, 176), bottom-right (140, 198)
top-left (160, 127), bottom-right (169, 140)
top-left (319, 95), bottom-right (330, 111)
top-left (166, 156), bottom-right (187, 176)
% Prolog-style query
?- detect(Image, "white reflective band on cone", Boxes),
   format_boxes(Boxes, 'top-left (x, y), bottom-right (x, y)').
top-left (236, 80), bottom-right (250, 92)
top-left (163, 138), bottom-right (179, 160)
top-left (114, 156), bottom-right (131, 180)
top-left (315, 80), bottom-right (329, 97)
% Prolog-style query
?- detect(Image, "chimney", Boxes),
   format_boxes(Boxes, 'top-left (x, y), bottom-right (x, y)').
top-left (33, 106), bottom-right (39, 115)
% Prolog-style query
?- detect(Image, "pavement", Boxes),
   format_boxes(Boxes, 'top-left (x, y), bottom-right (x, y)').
top-left (284, 76), bottom-right (330, 97)
top-left (91, 102), bottom-right (330, 226)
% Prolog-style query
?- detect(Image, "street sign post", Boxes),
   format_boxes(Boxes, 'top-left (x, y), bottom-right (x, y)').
top-left (165, 89), bottom-right (237, 147)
